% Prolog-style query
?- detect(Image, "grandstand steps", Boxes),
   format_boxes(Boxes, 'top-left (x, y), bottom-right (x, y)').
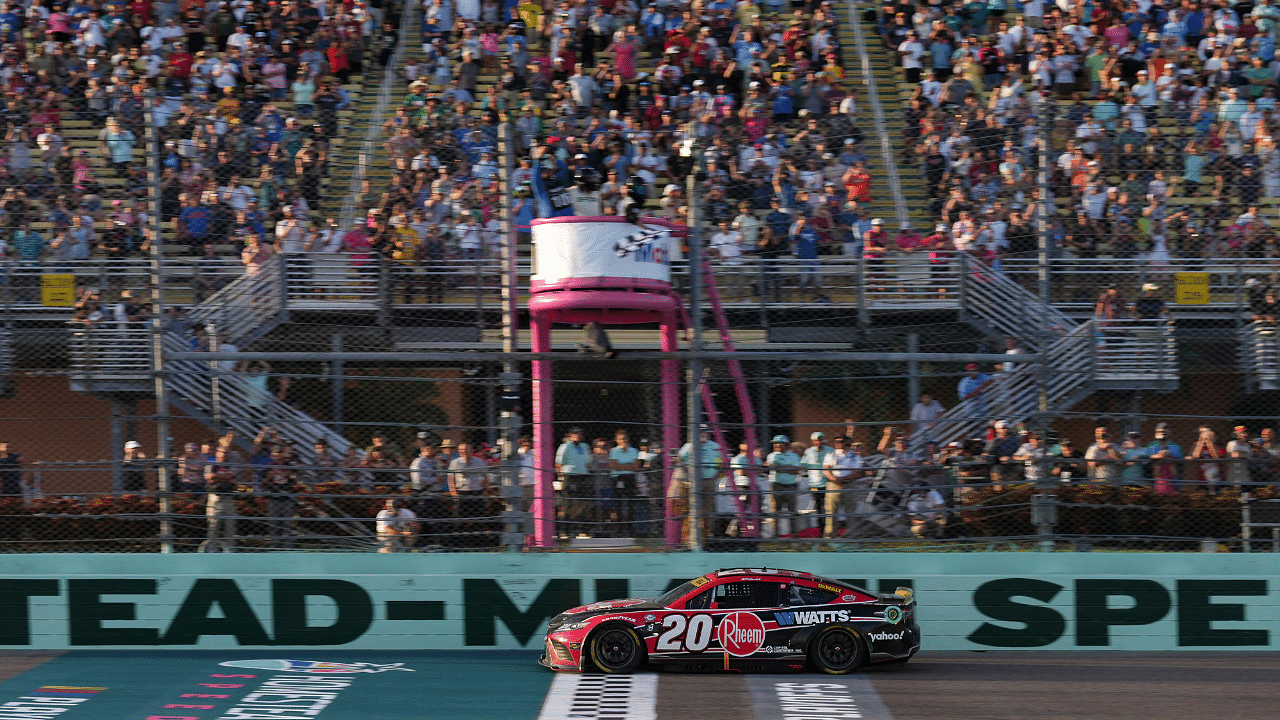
top-left (849, 15), bottom-right (930, 230)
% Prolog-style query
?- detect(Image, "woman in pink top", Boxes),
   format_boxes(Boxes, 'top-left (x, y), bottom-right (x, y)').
top-left (606, 28), bottom-right (640, 80)
top-left (47, 9), bottom-right (72, 43)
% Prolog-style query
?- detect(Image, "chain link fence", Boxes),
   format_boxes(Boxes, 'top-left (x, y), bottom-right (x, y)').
top-left (4, 1), bottom-right (1280, 554)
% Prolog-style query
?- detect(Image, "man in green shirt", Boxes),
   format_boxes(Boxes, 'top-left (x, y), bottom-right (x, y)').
top-left (801, 432), bottom-right (833, 530)
top-left (609, 430), bottom-right (641, 535)
top-left (555, 427), bottom-right (591, 537)
top-left (766, 435), bottom-right (801, 536)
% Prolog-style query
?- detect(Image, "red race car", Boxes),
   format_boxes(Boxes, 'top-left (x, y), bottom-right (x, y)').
top-left (539, 568), bottom-right (919, 674)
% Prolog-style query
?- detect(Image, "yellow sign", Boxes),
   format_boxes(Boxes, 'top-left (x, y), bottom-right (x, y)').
top-left (1175, 272), bottom-right (1209, 305)
top-left (40, 274), bottom-right (76, 307)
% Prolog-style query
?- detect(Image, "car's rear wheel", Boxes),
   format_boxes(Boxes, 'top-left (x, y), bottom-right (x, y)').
top-left (589, 624), bottom-right (645, 674)
top-left (809, 627), bottom-right (865, 674)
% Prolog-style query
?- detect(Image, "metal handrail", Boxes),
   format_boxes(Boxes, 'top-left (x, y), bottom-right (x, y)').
top-left (848, 1), bottom-right (908, 227)
top-left (338, 4), bottom-right (415, 230)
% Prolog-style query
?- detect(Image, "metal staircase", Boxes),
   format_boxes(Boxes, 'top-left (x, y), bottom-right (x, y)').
top-left (914, 259), bottom-right (1179, 449)
top-left (1239, 321), bottom-right (1280, 392)
top-left (67, 325), bottom-right (348, 459)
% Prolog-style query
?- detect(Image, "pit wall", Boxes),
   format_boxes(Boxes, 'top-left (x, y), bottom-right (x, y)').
top-left (2, 553), bottom-right (1277, 651)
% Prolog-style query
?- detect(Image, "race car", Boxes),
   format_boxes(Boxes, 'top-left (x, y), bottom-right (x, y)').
top-left (539, 568), bottom-right (919, 674)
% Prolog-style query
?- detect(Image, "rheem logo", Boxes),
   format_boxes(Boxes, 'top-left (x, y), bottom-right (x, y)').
top-left (717, 612), bottom-right (766, 656)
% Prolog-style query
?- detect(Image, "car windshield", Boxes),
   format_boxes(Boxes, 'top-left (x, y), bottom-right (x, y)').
top-left (656, 578), bottom-right (705, 607)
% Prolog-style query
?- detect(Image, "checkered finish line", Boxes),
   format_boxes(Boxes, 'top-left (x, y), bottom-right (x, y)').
top-left (537, 673), bottom-right (658, 720)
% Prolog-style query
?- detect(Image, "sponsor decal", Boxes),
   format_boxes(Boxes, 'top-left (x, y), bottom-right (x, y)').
top-left (644, 614), bottom-right (656, 622)
top-left (760, 646), bottom-right (794, 654)
top-left (690, 576), bottom-right (711, 587)
top-left (840, 594), bottom-right (858, 602)
top-left (884, 606), bottom-right (903, 625)
top-left (817, 583), bottom-right (842, 594)
top-left (218, 660), bottom-right (413, 674)
top-left (868, 631), bottom-right (905, 642)
top-left (773, 610), bottom-right (850, 627)
top-left (715, 612), bottom-right (767, 657)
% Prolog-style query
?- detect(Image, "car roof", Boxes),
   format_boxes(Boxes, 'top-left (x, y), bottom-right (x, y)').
top-left (711, 568), bottom-right (863, 591)
top-left (713, 568), bottom-right (813, 580)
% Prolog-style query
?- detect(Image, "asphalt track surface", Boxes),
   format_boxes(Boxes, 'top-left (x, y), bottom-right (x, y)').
top-left (1, 651), bottom-right (1278, 720)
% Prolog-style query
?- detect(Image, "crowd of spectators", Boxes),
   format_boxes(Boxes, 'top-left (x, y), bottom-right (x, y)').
top-left (885, 0), bottom-right (1280, 279)
top-left (354, 0), bottom-right (877, 291)
top-left (0, 0), bottom-right (375, 308)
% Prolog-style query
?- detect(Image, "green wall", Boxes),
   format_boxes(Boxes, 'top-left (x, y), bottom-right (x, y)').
top-left (1, 553), bottom-right (1277, 651)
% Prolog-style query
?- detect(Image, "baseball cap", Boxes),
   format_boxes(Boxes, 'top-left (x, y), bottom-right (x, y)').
top-left (771, 434), bottom-right (790, 444)
top-left (871, 218), bottom-right (883, 225)
top-left (965, 363), bottom-right (980, 370)
top-left (125, 441), bottom-right (141, 449)
top-left (811, 431), bottom-right (826, 441)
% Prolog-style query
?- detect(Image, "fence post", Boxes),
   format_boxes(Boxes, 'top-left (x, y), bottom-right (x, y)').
top-left (110, 399), bottom-right (124, 493)
top-left (1031, 492), bottom-right (1057, 552)
top-left (856, 253), bottom-right (869, 327)
top-left (686, 159), bottom-right (703, 552)
top-left (145, 90), bottom-right (173, 554)
top-left (377, 257), bottom-right (390, 328)
top-left (331, 333), bottom-right (343, 433)
top-left (957, 253), bottom-right (969, 323)
top-left (208, 322), bottom-right (221, 434)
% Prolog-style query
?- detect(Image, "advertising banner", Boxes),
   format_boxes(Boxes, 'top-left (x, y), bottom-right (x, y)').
top-left (531, 218), bottom-right (679, 285)
top-left (1, 553), bottom-right (1277, 651)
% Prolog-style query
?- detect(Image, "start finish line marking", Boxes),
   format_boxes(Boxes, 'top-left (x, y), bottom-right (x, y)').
top-left (537, 673), bottom-right (657, 720)
top-left (745, 676), bottom-right (894, 720)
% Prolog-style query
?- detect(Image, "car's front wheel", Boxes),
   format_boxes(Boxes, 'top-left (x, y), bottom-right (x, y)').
top-left (589, 624), bottom-right (645, 674)
top-left (809, 627), bottom-right (865, 674)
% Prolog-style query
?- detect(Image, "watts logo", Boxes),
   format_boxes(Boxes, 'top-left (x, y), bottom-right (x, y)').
top-left (869, 631), bottom-right (905, 642)
top-left (773, 610), bottom-right (851, 627)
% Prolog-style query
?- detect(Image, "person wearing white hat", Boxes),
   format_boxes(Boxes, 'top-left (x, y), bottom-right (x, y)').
top-left (766, 436), bottom-right (802, 537)
top-left (863, 218), bottom-right (891, 294)
top-left (802, 432), bottom-right (833, 529)
top-left (122, 441), bottom-right (148, 493)
top-left (923, 222), bottom-right (955, 297)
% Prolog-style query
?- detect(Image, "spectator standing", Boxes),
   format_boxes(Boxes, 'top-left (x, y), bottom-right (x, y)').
top-left (1227, 425), bottom-right (1253, 489)
top-left (910, 393), bottom-right (946, 442)
top-left (1191, 426), bottom-right (1223, 491)
top-left (609, 431), bottom-right (641, 536)
top-left (555, 428), bottom-right (591, 537)
top-left (0, 442), bottom-right (21, 499)
top-left (801, 432), bottom-right (833, 531)
top-left (1146, 420), bottom-right (1182, 491)
top-left (1013, 432), bottom-right (1050, 485)
top-left (821, 436), bottom-right (864, 539)
top-left (122, 441), bottom-right (148, 493)
top-left (448, 443), bottom-right (490, 529)
top-left (957, 363), bottom-right (993, 422)
top-left (766, 434), bottom-right (802, 537)
top-left (199, 446), bottom-right (238, 554)
top-left (1085, 427), bottom-right (1123, 483)
top-left (375, 499), bottom-right (420, 553)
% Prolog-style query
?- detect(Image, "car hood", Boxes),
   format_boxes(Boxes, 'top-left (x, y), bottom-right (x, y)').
top-left (561, 597), bottom-right (665, 617)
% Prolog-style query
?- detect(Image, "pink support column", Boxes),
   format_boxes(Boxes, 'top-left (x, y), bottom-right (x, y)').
top-left (660, 312), bottom-right (681, 546)
top-left (531, 313), bottom-right (556, 548)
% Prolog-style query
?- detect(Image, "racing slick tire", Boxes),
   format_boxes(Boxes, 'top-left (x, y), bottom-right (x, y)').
top-left (589, 624), bottom-right (646, 674)
top-left (808, 626), bottom-right (866, 674)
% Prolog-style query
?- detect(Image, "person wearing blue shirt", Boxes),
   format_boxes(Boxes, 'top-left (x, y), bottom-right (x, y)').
top-left (732, 30), bottom-right (763, 67)
top-left (177, 196), bottom-right (213, 252)
top-left (764, 202), bottom-right (792, 238)
top-left (532, 155), bottom-right (575, 218)
top-left (0, 5), bottom-right (21, 44)
top-left (789, 215), bottom-right (820, 297)
top-left (773, 83), bottom-right (795, 119)
top-left (641, 5), bottom-right (665, 42)
top-left (957, 363), bottom-right (994, 422)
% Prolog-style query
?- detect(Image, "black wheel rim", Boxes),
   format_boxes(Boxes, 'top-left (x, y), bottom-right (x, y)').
top-left (597, 629), bottom-right (636, 669)
top-left (819, 630), bottom-right (856, 669)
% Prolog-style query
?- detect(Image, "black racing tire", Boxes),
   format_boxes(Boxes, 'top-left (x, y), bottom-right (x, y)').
top-left (808, 626), bottom-right (866, 674)
top-left (589, 624), bottom-right (645, 674)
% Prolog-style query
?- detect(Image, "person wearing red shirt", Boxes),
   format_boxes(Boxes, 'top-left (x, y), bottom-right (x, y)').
top-left (842, 161), bottom-right (872, 203)
top-left (169, 43), bottom-right (194, 83)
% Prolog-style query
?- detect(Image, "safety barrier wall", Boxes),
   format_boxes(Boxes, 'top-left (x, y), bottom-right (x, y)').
top-left (1, 553), bottom-right (1277, 652)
